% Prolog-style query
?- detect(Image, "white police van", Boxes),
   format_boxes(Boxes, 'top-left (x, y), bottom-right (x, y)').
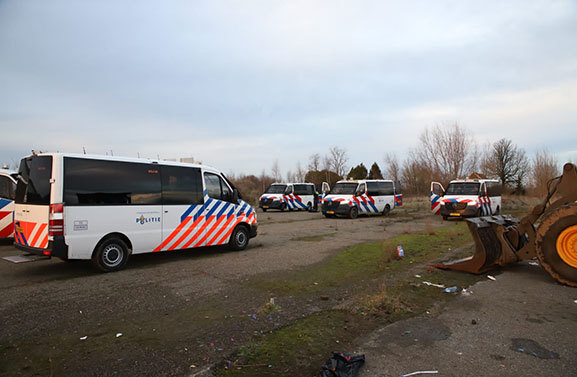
top-left (430, 178), bottom-right (502, 219)
top-left (259, 182), bottom-right (319, 212)
top-left (321, 179), bottom-right (402, 219)
top-left (13, 153), bottom-right (258, 271)
top-left (0, 169), bottom-right (18, 238)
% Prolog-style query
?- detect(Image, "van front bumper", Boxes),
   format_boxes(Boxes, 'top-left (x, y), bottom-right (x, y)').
top-left (439, 205), bottom-right (479, 218)
top-left (321, 202), bottom-right (352, 216)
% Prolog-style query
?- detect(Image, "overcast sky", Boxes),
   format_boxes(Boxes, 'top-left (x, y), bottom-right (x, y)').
top-left (1, 0), bottom-right (576, 176)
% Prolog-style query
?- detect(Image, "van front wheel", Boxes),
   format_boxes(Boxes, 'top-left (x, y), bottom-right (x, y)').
top-left (229, 225), bottom-right (249, 251)
top-left (92, 237), bottom-right (130, 272)
top-left (382, 204), bottom-right (391, 216)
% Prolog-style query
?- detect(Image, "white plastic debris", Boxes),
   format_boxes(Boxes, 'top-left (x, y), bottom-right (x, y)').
top-left (422, 281), bottom-right (445, 288)
top-left (80, 336), bottom-right (88, 341)
top-left (401, 371), bottom-right (439, 377)
top-left (461, 288), bottom-right (472, 296)
top-left (116, 333), bottom-right (123, 338)
top-left (487, 275), bottom-right (496, 281)
top-left (415, 274), bottom-right (422, 278)
top-left (529, 261), bottom-right (539, 266)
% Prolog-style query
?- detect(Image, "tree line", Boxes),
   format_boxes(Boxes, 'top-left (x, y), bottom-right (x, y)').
top-left (229, 123), bottom-right (561, 205)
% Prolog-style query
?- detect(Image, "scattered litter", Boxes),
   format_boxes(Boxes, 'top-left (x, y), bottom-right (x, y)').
top-left (319, 352), bottom-right (365, 377)
top-left (487, 275), bottom-right (496, 281)
top-left (443, 286), bottom-right (457, 293)
top-left (116, 333), bottom-right (123, 338)
top-left (415, 274), bottom-right (422, 278)
top-left (461, 288), bottom-right (472, 296)
top-left (529, 261), bottom-right (540, 266)
top-left (422, 281), bottom-right (445, 288)
top-left (471, 319), bottom-right (477, 325)
top-left (574, 300), bottom-right (577, 304)
top-left (397, 245), bottom-right (404, 257)
top-left (400, 371), bottom-right (438, 377)
top-left (80, 336), bottom-right (87, 341)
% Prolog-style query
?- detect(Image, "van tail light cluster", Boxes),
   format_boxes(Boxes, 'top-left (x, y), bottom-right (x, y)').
top-left (49, 203), bottom-right (64, 237)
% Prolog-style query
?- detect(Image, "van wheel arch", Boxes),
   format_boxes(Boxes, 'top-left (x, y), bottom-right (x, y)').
top-left (229, 224), bottom-right (250, 251)
top-left (92, 233), bottom-right (132, 272)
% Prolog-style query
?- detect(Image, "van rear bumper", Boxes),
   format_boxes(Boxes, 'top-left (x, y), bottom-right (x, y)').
top-left (14, 236), bottom-right (68, 258)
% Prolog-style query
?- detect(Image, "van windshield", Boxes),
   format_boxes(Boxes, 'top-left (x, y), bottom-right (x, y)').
top-left (445, 182), bottom-right (480, 196)
top-left (329, 182), bottom-right (358, 195)
top-left (265, 184), bottom-right (287, 194)
top-left (15, 156), bottom-right (53, 205)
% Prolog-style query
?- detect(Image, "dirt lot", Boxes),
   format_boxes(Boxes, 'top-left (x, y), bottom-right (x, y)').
top-left (0, 199), bottom-right (575, 376)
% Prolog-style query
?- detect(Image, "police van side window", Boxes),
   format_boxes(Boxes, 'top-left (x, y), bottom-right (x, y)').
top-left (161, 166), bottom-right (203, 205)
top-left (382, 182), bottom-right (394, 195)
top-left (294, 184), bottom-right (313, 195)
top-left (204, 173), bottom-right (232, 202)
top-left (64, 158), bottom-right (162, 205)
top-left (367, 182), bottom-right (379, 196)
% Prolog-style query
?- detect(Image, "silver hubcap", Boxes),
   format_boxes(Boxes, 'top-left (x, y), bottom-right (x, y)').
top-left (236, 231), bottom-right (247, 246)
top-left (102, 244), bottom-right (123, 267)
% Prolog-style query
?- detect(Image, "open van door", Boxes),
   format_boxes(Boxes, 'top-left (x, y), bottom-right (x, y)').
top-left (430, 182), bottom-right (444, 215)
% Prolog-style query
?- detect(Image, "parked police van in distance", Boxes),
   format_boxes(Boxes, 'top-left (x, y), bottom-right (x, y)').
top-left (13, 153), bottom-right (258, 272)
top-left (259, 182), bottom-right (320, 212)
top-left (322, 179), bottom-right (402, 219)
top-left (0, 169), bottom-right (18, 238)
top-left (430, 178), bottom-right (502, 219)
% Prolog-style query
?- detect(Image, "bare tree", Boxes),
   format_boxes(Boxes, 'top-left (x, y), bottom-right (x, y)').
top-left (271, 160), bottom-right (282, 182)
top-left (400, 154), bottom-right (432, 196)
top-left (415, 123), bottom-right (479, 182)
top-left (532, 149), bottom-right (558, 196)
top-left (286, 170), bottom-right (296, 182)
top-left (383, 153), bottom-right (400, 182)
top-left (295, 161), bottom-right (306, 182)
top-left (325, 146), bottom-right (349, 177)
top-left (481, 138), bottom-right (529, 190)
top-left (308, 153), bottom-right (321, 171)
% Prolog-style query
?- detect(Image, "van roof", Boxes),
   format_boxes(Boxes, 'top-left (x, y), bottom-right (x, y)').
top-left (24, 152), bottom-right (220, 172)
top-left (270, 182), bottom-right (314, 185)
top-left (335, 179), bottom-right (393, 184)
top-left (448, 178), bottom-right (500, 184)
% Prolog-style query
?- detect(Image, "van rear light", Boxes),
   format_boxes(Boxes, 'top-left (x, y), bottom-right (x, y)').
top-left (49, 203), bottom-right (64, 237)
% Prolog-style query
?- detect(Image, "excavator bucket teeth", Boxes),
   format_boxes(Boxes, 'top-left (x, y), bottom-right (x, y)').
top-left (432, 215), bottom-right (520, 274)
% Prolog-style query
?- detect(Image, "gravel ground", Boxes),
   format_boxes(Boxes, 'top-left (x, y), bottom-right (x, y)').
top-left (0, 206), bottom-right (441, 376)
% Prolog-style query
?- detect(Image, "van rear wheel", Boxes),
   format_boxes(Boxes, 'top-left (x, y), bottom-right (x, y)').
top-left (92, 237), bottom-right (129, 272)
top-left (229, 225), bottom-right (249, 251)
top-left (382, 204), bottom-right (391, 216)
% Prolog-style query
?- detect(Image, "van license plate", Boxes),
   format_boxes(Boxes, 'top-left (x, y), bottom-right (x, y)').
top-left (450, 213), bottom-right (461, 217)
top-left (263, 206), bottom-right (269, 209)
top-left (327, 211), bottom-right (335, 214)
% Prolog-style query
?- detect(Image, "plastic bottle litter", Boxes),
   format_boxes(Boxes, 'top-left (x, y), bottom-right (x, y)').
top-left (487, 275), bottom-right (496, 281)
top-left (443, 286), bottom-right (458, 293)
top-left (400, 371), bottom-right (438, 377)
top-left (397, 245), bottom-right (404, 257)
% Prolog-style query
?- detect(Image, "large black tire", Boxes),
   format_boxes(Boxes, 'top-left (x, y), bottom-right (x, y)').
top-left (229, 225), bottom-right (249, 251)
top-left (307, 202), bottom-right (313, 212)
top-left (280, 203), bottom-right (286, 212)
top-left (92, 237), bottom-right (130, 272)
top-left (262, 208), bottom-right (267, 212)
top-left (536, 204), bottom-right (577, 287)
top-left (349, 206), bottom-right (359, 219)
top-left (382, 204), bottom-right (391, 216)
